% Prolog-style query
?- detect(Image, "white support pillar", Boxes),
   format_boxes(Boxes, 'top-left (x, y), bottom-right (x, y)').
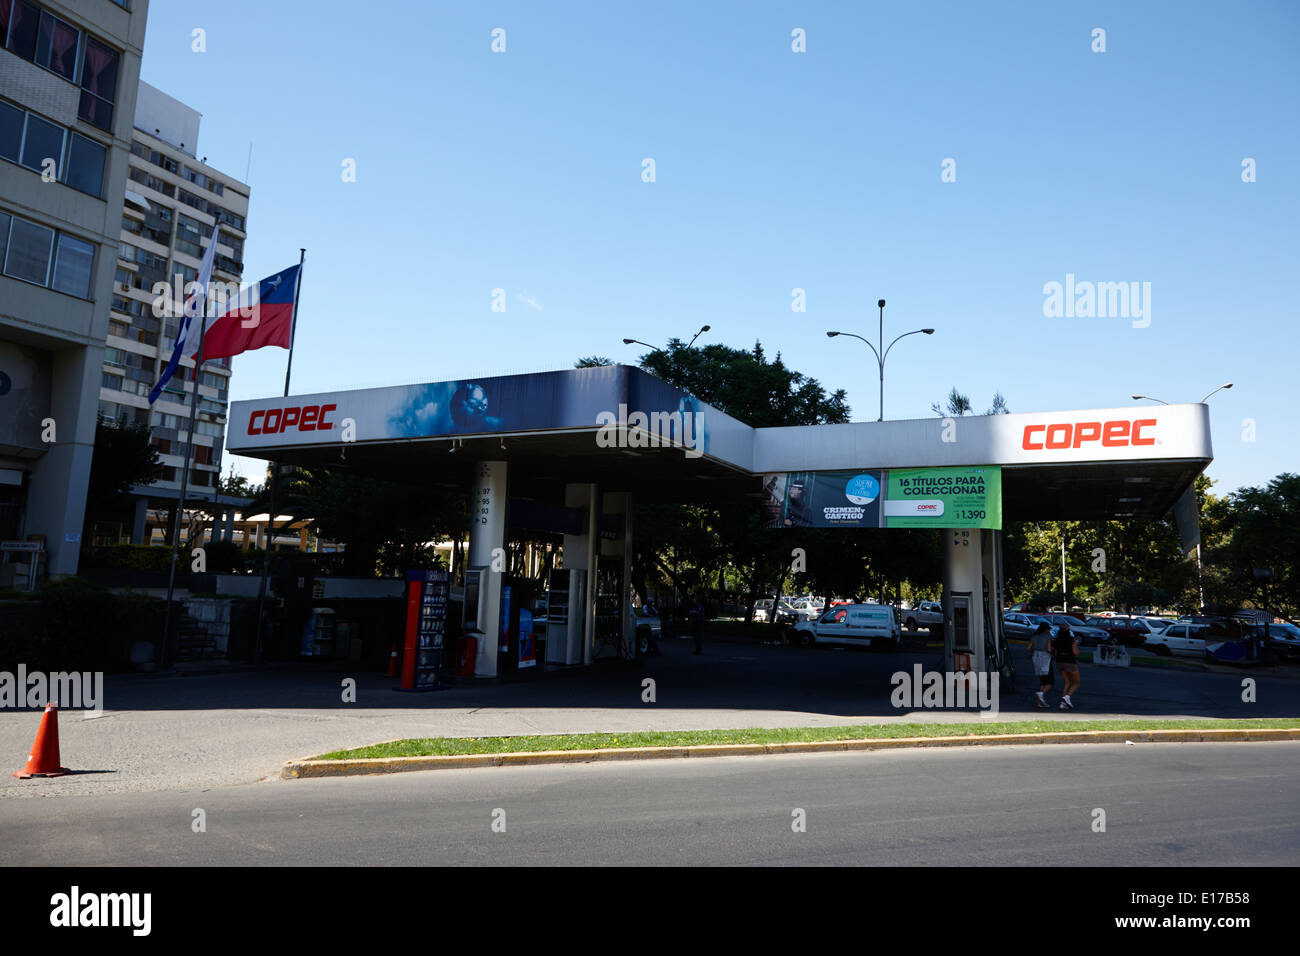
top-left (601, 492), bottom-right (635, 659)
top-left (561, 483), bottom-right (598, 666)
top-left (942, 528), bottom-right (986, 673)
top-left (468, 460), bottom-right (508, 678)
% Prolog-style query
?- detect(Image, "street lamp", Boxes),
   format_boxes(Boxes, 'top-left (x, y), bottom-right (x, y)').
top-left (622, 325), bottom-right (711, 353)
top-left (687, 324), bottom-right (711, 349)
top-left (826, 300), bottom-right (934, 421)
top-left (1132, 383), bottom-right (1232, 405)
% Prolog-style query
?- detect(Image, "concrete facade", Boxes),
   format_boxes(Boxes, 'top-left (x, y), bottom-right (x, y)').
top-left (0, 0), bottom-right (150, 579)
top-left (95, 79), bottom-right (251, 547)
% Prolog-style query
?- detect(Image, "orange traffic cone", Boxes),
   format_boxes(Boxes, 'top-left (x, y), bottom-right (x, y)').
top-left (387, 644), bottom-right (399, 678)
top-left (13, 703), bottom-right (70, 778)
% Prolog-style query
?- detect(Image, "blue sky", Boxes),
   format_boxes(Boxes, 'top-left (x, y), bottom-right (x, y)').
top-left (140, 1), bottom-right (1299, 496)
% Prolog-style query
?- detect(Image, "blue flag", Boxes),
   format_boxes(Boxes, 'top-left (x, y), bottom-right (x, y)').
top-left (149, 222), bottom-right (219, 404)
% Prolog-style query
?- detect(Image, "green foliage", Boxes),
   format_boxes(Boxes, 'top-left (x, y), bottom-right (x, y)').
top-left (574, 356), bottom-right (613, 368)
top-left (931, 388), bottom-right (1010, 417)
top-left (201, 539), bottom-right (256, 574)
top-left (268, 468), bottom-right (466, 577)
top-left (1214, 472), bottom-right (1299, 621)
top-left (218, 470), bottom-right (259, 497)
top-left (86, 416), bottom-right (166, 502)
top-left (0, 577), bottom-right (165, 672)
top-left (639, 340), bottom-right (850, 427)
top-left (79, 544), bottom-right (173, 572)
top-left (620, 340), bottom-right (853, 612)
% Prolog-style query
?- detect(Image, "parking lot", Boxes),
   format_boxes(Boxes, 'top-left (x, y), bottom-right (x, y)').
top-left (3, 629), bottom-right (1297, 799)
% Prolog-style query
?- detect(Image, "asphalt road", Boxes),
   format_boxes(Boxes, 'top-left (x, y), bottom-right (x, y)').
top-left (3, 742), bottom-right (1297, 865)
top-left (4, 636), bottom-right (1298, 798)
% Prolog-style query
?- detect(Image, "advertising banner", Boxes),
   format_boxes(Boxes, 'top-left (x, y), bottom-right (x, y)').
top-left (762, 470), bottom-right (883, 528)
top-left (763, 466), bottom-right (1001, 529)
top-left (884, 466), bottom-right (1001, 528)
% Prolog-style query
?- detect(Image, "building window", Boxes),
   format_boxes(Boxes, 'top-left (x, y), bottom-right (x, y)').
top-left (0, 213), bottom-right (8, 267)
top-left (5, 1), bottom-right (40, 62)
top-left (128, 166), bottom-right (176, 197)
top-left (0, 99), bottom-right (106, 198)
top-left (0, 100), bottom-right (21, 162)
top-left (1, 208), bottom-right (95, 298)
top-left (35, 9), bottom-right (79, 80)
top-left (3, 215), bottom-right (53, 285)
top-left (19, 112), bottom-right (62, 173)
top-left (78, 37), bottom-right (119, 131)
top-left (64, 133), bottom-right (106, 197)
top-left (51, 232), bottom-right (94, 297)
top-left (217, 209), bottom-right (244, 232)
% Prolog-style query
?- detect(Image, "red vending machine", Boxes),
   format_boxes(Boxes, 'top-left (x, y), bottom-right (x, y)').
top-left (399, 569), bottom-right (450, 691)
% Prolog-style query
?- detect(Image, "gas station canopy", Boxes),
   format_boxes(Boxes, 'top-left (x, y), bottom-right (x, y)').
top-left (227, 365), bottom-right (1212, 523)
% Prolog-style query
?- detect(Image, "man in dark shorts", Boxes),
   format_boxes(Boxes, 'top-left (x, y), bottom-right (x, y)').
top-left (1054, 622), bottom-right (1080, 710)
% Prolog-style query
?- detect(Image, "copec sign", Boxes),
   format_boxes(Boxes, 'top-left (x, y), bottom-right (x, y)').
top-left (1021, 418), bottom-right (1156, 451)
top-left (247, 403), bottom-right (338, 435)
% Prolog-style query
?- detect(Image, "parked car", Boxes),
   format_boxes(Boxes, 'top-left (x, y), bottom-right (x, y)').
top-left (753, 599), bottom-right (797, 624)
top-left (1002, 612), bottom-right (1040, 639)
top-left (1145, 622), bottom-right (1210, 657)
top-left (902, 600), bottom-right (944, 632)
top-left (1093, 615), bottom-right (1163, 647)
top-left (791, 604), bottom-right (901, 650)
top-left (1241, 621), bottom-right (1300, 662)
top-left (789, 598), bottom-right (824, 621)
top-left (1033, 613), bottom-right (1110, 646)
top-left (1141, 617), bottom-right (1175, 633)
top-left (1007, 602), bottom-right (1050, 614)
top-left (633, 605), bottom-right (661, 655)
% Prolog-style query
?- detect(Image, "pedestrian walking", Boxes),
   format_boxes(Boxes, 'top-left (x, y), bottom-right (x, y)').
top-left (1054, 621), bottom-right (1080, 709)
top-left (1029, 621), bottom-right (1054, 708)
top-left (689, 597), bottom-right (705, 655)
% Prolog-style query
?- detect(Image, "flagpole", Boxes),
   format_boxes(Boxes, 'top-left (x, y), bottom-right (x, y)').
top-left (253, 248), bottom-right (306, 664)
top-left (160, 259), bottom-right (215, 670)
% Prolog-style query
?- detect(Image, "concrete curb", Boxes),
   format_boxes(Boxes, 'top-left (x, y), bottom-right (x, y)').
top-left (281, 727), bottom-right (1300, 779)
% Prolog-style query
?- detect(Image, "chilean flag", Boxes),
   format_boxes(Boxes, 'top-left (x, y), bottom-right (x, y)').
top-left (191, 264), bottom-right (301, 363)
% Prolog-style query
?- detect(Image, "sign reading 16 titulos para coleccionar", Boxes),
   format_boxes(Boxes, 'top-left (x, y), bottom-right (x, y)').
top-left (884, 467), bottom-right (1001, 529)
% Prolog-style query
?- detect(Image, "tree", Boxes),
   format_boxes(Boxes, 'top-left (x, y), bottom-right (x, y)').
top-left (598, 340), bottom-right (851, 617)
top-left (931, 388), bottom-right (972, 417)
top-left (82, 416), bottom-right (167, 541)
top-left (266, 468), bottom-right (468, 576)
top-left (86, 415), bottom-right (166, 501)
top-left (638, 340), bottom-right (850, 426)
top-left (931, 388), bottom-right (1010, 417)
top-left (217, 469), bottom-right (258, 498)
top-left (1214, 473), bottom-right (1299, 621)
top-left (574, 356), bottom-right (613, 368)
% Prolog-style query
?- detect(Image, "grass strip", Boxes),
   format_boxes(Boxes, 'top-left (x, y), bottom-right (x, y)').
top-left (311, 718), bottom-right (1300, 760)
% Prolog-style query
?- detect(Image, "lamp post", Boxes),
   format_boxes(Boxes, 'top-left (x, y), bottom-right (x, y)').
top-left (826, 300), bottom-right (934, 421)
top-left (1132, 383), bottom-right (1233, 405)
top-left (623, 327), bottom-right (711, 392)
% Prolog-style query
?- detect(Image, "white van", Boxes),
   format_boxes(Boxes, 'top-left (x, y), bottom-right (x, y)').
top-left (792, 604), bottom-right (900, 650)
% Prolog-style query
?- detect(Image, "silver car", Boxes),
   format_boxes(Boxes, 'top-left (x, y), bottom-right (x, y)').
top-left (1002, 613), bottom-right (1039, 638)
top-left (1034, 614), bottom-right (1111, 646)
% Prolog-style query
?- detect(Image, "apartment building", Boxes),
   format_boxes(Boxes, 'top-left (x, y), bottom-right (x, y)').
top-left (0, 0), bottom-right (148, 579)
top-left (93, 80), bottom-right (250, 546)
